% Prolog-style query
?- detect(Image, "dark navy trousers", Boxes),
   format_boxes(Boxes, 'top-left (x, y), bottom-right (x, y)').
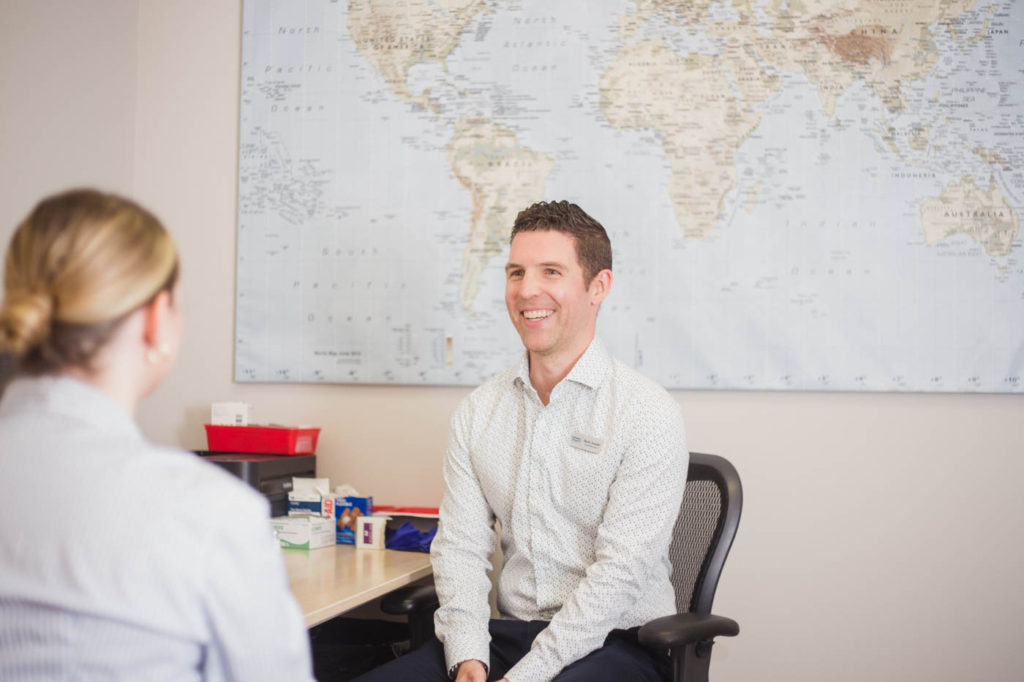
top-left (353, 618), bottom-right (669, 681)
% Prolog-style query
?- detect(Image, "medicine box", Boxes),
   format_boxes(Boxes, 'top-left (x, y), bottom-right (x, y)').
top-left (288, 491), bottom-right (335, 518)
top-left (335, 496), bottom-right (373, 544)
top-left (355, 516), bottom-right (388, 550)
top-left (271, 515), bottom-right (335, 550)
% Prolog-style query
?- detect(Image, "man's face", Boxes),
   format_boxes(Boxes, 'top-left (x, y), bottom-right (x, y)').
top-left (504, 229), bottom-right (609, 363)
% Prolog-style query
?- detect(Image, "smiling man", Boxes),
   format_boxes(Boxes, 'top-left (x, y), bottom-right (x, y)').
top-left (358, 201), bottom-right (688, 682)
top-left (503, 224), bottom-right (609, 405)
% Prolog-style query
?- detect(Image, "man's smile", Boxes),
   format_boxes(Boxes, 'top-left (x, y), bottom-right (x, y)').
top-left (522, 309), bottom-right (554, 320)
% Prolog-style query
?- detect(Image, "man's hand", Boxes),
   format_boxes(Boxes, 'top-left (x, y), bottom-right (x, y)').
top-left (454, 659), bottom-right (488, 682)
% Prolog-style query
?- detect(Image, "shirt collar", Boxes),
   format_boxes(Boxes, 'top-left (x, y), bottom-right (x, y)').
top-left (0, 374), bottom-right (143, 441)
top-left (512, 337), bottom-right (612, 394)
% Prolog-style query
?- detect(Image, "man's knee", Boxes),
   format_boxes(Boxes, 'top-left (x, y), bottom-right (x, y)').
top-left (552, 635), bottom-right (667, 682)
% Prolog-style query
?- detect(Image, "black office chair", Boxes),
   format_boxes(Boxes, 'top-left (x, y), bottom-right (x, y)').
top-left (637, 452), bottom-right (742, 682)
top-left (382, 452), bottom-right (743, 682)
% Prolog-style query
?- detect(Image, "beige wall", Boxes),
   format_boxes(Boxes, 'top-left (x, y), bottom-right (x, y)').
top-left (0, 0), bottom-right (138, 224)
top-left (3, 1), bottom-right (1023, 680)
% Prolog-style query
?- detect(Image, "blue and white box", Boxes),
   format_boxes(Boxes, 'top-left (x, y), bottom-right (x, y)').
top-left (335, 496), bottom-right (373, 544)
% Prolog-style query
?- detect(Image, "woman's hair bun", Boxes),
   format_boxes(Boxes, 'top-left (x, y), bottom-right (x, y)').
top-left (0, 289), bottom-right (54, 357)
top-left (2, 188), bottom-right (178, 374)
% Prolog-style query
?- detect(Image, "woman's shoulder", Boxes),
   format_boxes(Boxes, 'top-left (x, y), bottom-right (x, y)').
top-left (130, 444), bottom-right (270, 518)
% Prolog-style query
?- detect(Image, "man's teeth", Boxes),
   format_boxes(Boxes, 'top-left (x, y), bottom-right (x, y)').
top-left (523, 310), bottom-right (553, 320)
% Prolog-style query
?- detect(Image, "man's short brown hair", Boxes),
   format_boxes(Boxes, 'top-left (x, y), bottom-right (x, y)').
top-left (510, 201), bottom-right (612, 284)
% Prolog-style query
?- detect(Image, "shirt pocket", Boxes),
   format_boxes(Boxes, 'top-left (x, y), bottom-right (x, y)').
top-left (548, 444), bottom-right (618, 528)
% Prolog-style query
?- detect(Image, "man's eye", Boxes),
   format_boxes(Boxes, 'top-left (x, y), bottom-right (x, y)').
top-left (545, 268), bottom-right (560, 276)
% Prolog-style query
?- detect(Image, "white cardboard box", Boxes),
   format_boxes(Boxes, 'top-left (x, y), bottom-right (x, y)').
top-left (210, 402), bottom-right (251, 426)
top-left (355, 516), bottom-right (389, 550)
top-left (288, 477), bottom-right (335, 518)
top-left (287, 492), bottom-right (335, 518)
top-left (271, 515), bottom-right (335, 550)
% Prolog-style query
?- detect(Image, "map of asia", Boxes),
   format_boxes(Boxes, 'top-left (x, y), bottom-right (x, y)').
top-left (236, 0), bottom-right (1023, 392)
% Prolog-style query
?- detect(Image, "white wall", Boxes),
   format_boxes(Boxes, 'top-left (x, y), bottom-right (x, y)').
top-left (3, 2), bottom-right (1023, 680)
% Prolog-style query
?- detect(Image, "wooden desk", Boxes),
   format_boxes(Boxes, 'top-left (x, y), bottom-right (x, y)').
top-left (283, 544), bottom-right (433, 628)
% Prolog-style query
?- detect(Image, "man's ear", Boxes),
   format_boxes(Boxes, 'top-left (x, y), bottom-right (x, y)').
top-left (589, 269), bottom-right (612, 306)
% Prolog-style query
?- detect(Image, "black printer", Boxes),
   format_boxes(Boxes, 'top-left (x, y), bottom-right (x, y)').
top-left (195, 451), bottom-right (316, 517)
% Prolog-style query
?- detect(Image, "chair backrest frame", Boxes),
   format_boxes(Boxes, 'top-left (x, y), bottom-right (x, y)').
top-left (679, 452), bottom-right (743, 615)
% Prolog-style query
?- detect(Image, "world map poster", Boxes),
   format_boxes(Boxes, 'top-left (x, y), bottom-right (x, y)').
top-left (236, 0), bottom-right (1023, 392)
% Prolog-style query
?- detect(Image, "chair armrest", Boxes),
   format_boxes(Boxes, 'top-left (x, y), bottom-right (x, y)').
top-left (638, 613), bottom-right (739, 650)
top-left (380, 584), bottom-right (439, 615)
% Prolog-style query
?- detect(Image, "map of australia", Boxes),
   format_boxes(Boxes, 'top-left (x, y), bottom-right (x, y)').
top-left (236, 0), bottom-right (1023, 392)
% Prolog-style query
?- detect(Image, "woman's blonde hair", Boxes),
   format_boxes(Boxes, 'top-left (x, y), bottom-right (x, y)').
top-left (0, 188), bottom-right (179, 374)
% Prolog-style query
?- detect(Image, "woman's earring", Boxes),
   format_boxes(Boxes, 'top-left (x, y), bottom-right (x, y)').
top-left (146, 343), bottom-right (171, 365)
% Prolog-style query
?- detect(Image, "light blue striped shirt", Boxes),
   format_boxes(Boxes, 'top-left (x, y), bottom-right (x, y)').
top-left (0, 376), bottom-right (314, 681)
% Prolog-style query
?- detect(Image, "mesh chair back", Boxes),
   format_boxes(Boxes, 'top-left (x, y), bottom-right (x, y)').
top-left (667, 453), bottom-right (742, 615)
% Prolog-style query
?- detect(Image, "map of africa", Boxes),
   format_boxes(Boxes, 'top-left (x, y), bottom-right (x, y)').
top-left (236, 0), bottom-right (1023, 392)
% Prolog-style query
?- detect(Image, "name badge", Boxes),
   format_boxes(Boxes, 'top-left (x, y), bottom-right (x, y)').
top-left (570, 432), bottom-right (603, 454)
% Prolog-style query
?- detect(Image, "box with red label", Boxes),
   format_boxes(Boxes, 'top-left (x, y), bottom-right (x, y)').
top-left (287, 477), bottom-right (334, 518)
top-left (204, 424), bottom-right (320, 455)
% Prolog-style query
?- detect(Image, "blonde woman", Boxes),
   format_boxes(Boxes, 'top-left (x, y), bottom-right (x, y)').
top-left (0, 189), bottom-right (314, 681)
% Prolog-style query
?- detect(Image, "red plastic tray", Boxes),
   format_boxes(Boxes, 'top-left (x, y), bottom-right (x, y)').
top-left (373, 505), bottom-right (440, 518)
top-left (204, 424), bottom-right (320, 455)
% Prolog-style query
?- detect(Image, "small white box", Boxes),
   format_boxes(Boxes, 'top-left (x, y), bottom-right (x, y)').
top-left (355, 516), bottom-right (389, 550)
top-left (211, 402), bottom-right (252, 426)
top-left (288, 492), bottom-right (335, 518)
top-left (288, 477), bottom-right (335, 518)
top-left (271, 515), bottom-right (335, 550)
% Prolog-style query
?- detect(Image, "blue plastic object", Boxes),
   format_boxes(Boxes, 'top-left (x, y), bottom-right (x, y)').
top-left (384, 521), bottom-right (437, 553)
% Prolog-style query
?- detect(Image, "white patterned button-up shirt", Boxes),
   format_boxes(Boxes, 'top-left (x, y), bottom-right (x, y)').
top-left (431, 338), bottom-right (688, 682)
